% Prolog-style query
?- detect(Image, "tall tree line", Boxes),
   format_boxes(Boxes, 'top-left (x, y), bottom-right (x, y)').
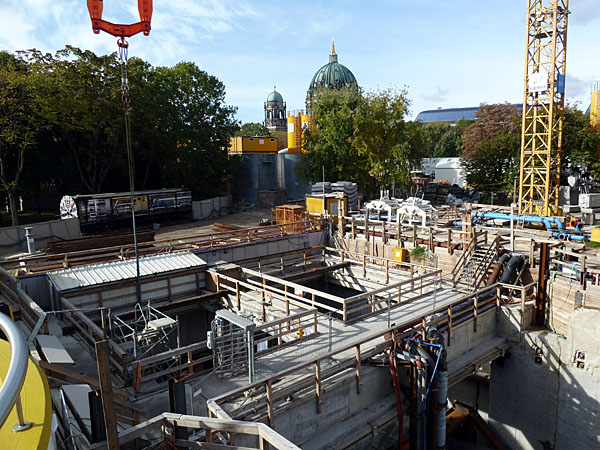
top-left (0, 47), bottom-right (237, 225)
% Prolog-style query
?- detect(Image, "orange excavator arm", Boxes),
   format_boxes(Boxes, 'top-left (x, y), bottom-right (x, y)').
top-left (87, 0), bottom-right (152, 38)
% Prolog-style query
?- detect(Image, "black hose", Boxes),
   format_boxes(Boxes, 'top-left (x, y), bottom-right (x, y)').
top-left (499, 255), bottom-right (525, 285)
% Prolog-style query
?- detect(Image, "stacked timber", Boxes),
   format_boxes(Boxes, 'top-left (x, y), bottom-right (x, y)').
top-left (547, 274), bottom-right (582, 336)
top-left (212, 222), bottom-right (244, 233)
top-left (46, 231), bottom-right (155, 254)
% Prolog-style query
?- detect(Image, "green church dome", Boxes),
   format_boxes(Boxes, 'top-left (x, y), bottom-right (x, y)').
top-left (307, 41), bottom-right (357, 96)
top-left (267, 88), bottom-right (284, 103)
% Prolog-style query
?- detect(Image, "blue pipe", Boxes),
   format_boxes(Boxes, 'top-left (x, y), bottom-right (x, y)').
top-left (463, 212), bottom-right (588, 241)
top-left (471, 211), bottom-right (565, 232)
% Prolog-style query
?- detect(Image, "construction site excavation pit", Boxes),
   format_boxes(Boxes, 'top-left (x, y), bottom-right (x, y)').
top-left (208, 246), bottom-right (444, 325)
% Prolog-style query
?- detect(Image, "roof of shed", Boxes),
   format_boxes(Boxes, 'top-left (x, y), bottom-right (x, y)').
top-left (435, 158), bottom-right (462, 169)
top-left (48, 251), bottom-right (206, 292)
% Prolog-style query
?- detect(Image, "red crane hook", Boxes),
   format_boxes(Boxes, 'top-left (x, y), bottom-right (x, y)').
top-left (87, 0), bottom-right (153, 39)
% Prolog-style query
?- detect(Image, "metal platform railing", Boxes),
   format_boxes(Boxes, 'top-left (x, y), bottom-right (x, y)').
top-left (0, 311), bottom-right (31, 431)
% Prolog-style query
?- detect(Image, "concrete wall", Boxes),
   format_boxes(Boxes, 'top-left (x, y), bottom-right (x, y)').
top-left (192, 196), bottom-right (230, 221)
top-left (341, 236), bottom-right (462, 275)
top-left (230, 153), bottom-right (311, 204)
top-left (488, 309), bottom-right (600, 449)
top-left (193, 230), bottom-right (325, 264)
top-left (272, 365), bottom-right (395, 446)
top-left (0, 217), bottom-right (80, 256)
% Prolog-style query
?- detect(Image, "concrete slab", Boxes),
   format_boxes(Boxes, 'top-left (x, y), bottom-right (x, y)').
top-left (36, 334), bottom-right (75, 364)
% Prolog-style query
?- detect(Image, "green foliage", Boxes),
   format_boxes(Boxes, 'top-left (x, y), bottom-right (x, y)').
top-left (299, 86), bottom-right (422, 196)
top-left (297, 87), bottom-right (371, 189)
top-left (0, 51), bottom-right (41, 224)
top-left (353, 88), bottom-right (422, 188)
top-left (561, 104), bottom-right (600, 181)
top-left (152, 62), bottom-right (237, 196)
top-left (410, 246), bottom-right (425, 263)
top-left (584, 237), bottom-right (600, 248)
top-left (419, 120), bottom-right (470, 158)
top-left (8, 47), bottom-right (237, 200)
top-left (235, 122), bottom-right (270, 137)
top-left (460, 104), bottom-right (521, 191)
top-left (460, 102), bottom-right (599, 192)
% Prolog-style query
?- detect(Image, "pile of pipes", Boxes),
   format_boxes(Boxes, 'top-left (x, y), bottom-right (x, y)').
top-left (388, 326), bottom-right (447, 449)
top-left (312, 181), bottom-right (358, 211)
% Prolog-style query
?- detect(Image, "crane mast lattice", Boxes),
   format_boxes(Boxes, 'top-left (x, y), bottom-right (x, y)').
top-left (518, 0), bottom-right (569, 216)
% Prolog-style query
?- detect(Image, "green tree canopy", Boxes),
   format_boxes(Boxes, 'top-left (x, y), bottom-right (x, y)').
top-left (297, 87), bottom-right (370, 189)
top-left (460, 103), bottom-right (521, 191)
top-left (419, 120), bottom-right (470, 158)
top-left (15, 47), bottom-right (237, 200)
top-left (562, 104), bottom-right (600, 182)
top-left (235, 122), bottom-right (270, 137)
top-left (299, 86), bottom-right (423, 196)
top-left (0, 51), bottom-right (42, 224)
top-left (353, 88), bottom-right (423, 188)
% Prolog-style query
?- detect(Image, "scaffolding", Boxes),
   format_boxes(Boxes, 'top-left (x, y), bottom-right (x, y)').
top-left (110, 303), bottom-right (179, 360)
top-left (518, 0), bottom-right (569, 216)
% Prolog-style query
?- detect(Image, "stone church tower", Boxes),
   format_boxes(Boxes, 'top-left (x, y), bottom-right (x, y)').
top-left (264, 86), bottom-right (287, 149)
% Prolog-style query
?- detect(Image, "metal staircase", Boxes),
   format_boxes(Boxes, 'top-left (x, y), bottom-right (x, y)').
top-left (451, 232), bottom-right (500, 292)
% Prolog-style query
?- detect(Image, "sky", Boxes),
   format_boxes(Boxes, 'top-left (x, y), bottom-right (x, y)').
top-left (1, 0), bottom-right (599, 124)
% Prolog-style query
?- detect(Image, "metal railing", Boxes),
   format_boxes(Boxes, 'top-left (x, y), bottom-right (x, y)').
top-left (208, 281), bottom-right (535, 425)
top-left (0, 311), bottom-right (31, 431)
top-left (90, 412), bottom-right (301, 450)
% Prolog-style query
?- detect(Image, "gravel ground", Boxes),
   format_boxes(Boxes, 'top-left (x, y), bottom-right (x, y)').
top-left (154, 207), bottom-right (273, 240)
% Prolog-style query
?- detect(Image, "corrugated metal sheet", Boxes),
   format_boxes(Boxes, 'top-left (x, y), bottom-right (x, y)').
top-left (48, 251), bottom-right (206, 292)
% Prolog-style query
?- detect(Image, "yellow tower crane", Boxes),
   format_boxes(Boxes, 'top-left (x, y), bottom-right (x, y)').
top-left (518, 0), bottom-right (569, 216)
top-left (592, 82), bottom-right (600, 133)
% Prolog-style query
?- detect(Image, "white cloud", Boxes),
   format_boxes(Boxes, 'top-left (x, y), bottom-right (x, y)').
top-left (566, 73), bottom-right (593, 98)
top-left (0, 0), bottom-right (262, 63)
top-left (569, 0), bottom-right (600, 25)
top-left (421, 86), bottom-right (450, 102)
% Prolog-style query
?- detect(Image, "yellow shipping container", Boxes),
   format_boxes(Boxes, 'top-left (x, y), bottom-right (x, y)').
top-left (227, 136), bottom-right (278, 155)
top-left (305, 194), bottom-right (348, 223)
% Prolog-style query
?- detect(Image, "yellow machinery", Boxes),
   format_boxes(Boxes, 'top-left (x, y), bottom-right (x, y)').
top-left (592, 82), bottom-right (600, 158)
top-left (592, 82), bottom-right (600, 132)
top-left (392, 248), bottom-right (409, 262)
top-left (518, 0), bottom-right (569, 217)
top-left (305, 194), bottom-right (347, 222)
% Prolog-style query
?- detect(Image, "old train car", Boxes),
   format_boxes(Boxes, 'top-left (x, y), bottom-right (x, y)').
top-left (61, 188), bottom-right (192, 228)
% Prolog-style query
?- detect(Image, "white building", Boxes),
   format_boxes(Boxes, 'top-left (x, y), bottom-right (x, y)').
top-left (434, 158), bottom-right (466, 187)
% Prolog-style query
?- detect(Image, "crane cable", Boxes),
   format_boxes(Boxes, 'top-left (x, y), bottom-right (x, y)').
top-left (117, 37), bottom-right (142, 307)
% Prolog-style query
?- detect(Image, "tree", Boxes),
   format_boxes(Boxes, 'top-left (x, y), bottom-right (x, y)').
top-left (155, 62), bottom-right (238, 197)
top-left (420, 120), bottom-right (470, 158)
top-left (461, 103), bottom-right (521, 190)
top-left (561, 104), bottom-right (600, 182)
top-left (353, 88), bottom-right (423, 188)
top-left (298, 87), bottom-right (370, 188)
top-left (28, 49), bottom-right (237, 198)
top-left (30, 46), bottom-right (125, 194)
top-left (235, 122), bottom-right (270, 137)
top-left (0, 51), bottom-right (40, 225)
